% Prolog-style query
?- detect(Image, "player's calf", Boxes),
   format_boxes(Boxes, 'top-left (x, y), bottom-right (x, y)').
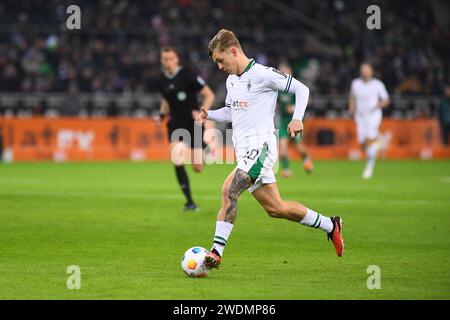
top-left (253, 186), bottom-right (344, 256)
top-left (303, 158), bottom-right (313, 173)
top-left (264, 204), bottom-right (285, 219)
top-left (192, 163), bottom-right (203, 173)
top-left (208, 169), bottom-right (251, 263)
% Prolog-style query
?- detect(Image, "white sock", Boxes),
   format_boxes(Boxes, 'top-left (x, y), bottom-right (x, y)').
top-left (211, 221), bottom-right (234, 257)
top-left (366, 143), bottom-right (378, 169)
top-left (300, 208), bottom-right (333, 233)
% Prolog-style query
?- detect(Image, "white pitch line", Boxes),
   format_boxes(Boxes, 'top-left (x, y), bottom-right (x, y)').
top-left (0, 190), bottom-right (448, 206)
top-left (440, 177), bottom-right (450, 183)
top-left (0, 178), bottom-right (42, 184)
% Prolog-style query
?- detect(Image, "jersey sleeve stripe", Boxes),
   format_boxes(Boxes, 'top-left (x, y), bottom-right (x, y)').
top-left (284, 75), bottom-right (292, 92)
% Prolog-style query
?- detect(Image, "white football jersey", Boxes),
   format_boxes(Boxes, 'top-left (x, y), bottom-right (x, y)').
top-left (350, 78), bottom-right (389, 115)
top-left (225, 59), bottom-right (294, 147)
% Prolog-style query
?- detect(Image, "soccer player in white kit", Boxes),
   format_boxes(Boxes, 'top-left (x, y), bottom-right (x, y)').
top-left (196, 29), bottom-right (344, 270)
top-left (349, 63), bottom-right (390, 179)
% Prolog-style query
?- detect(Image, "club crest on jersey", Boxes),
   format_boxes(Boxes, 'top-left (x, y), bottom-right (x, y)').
top-left (247, 79), bottom-right (252, 91)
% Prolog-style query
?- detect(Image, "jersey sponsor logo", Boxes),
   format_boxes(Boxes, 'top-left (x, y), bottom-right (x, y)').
top-left (177, 91), bottom-right (187, 101)
top-left (232, 100), bottom-right (249, 109)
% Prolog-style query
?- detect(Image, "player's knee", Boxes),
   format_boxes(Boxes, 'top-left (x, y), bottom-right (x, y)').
top-left (222, 187), bottom-right (229, 199)
top-left (171, 157), bottom-right (184, 166)
top-left (222, 178), bottom-right (231, 192)
top-left (221, 182), bottom-right (231, 200)
top-left (227, 191), bottom-right (238, 202)
top-left (192, 164), bottom-right (203, 173)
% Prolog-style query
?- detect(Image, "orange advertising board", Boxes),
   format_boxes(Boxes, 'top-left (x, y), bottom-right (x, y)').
top-left (0, 118), bottom-right (170, 161)
top-left (298, 118), bottom-right (450, 159)
top-left (0, 117), bottom-right (449, 161)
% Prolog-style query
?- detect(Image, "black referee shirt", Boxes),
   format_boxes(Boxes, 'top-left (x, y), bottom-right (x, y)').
top-left (157, 67), bottom-right (205, 121)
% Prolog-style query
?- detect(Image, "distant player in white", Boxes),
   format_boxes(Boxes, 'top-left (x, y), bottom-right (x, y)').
top-left (196, 29), bottom-right (344, 270)
top-left (349, 63), bottom-right (390, 179)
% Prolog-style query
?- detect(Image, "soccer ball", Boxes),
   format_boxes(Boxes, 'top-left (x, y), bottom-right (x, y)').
top-left (181, 246), bottom-right (210, 278)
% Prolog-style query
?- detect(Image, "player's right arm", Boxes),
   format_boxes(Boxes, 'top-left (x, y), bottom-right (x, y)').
top-left (154, 97), bottom-right (170, 124)
top-left (160, 97), bottom-right (169, 115)
top-left (196, 81), bottom-right (232, 124)
top-left (159, 98), bottom-right (170, 118)
top-left (377, 81), bottom-right (390, 109)
top-left (348, 80), bottom-right (356, 117)
top-left (348, 95), bottom-right (355, 117)
top-left (196, 106), bottom-right (231, 124)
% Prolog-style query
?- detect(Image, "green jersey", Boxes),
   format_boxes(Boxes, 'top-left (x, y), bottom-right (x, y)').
top-left (278, 91), bottom-right (295, 120)
top-left (277, 91), bottom-right (301, 141)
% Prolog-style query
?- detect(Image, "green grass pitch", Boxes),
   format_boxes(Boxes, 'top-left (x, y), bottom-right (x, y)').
top-left (0, 160), bottom-right (449, 299)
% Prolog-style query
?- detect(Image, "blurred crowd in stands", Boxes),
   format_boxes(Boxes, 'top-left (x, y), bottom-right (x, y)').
top-left (0, 0), bottom-right (449, 134)
top-left (1, 0), bottom-right (449, 94)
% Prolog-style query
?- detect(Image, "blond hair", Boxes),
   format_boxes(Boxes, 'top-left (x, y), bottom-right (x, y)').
top-left (208, 29), bottom-right (242, 57)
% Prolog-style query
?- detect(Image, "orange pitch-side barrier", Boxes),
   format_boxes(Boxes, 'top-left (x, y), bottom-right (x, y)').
top-left (0, 117), bottom-right (449, 161)
top-left (299, 118), bottom-right (450, 159)
top-left (0, 118), bottom-right (170, 161)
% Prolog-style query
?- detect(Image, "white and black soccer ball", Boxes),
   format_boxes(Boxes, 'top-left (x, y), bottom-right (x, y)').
top-left (181, 246), bottom-right (210, 278)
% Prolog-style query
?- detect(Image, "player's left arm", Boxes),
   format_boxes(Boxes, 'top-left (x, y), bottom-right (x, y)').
top-left (377, 81), bottom-right (390, 109)
top-left (286, 93), bottom-right (296, 114)
top-left (265, 69), bottom-right (310, 138)
top-left (286, 78), bottom-right (310, 138)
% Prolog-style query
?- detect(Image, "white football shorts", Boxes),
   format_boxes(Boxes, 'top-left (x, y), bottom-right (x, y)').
top-left (234, 133), bottom-right (278, 193)
top-left (355, 110), bottom-right (382, 144)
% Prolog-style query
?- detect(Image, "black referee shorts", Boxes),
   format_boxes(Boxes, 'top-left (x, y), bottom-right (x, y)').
top-left (167, 120), bottom-right (207, 149)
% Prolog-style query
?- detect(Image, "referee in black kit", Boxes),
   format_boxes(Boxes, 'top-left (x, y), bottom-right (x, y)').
top-left (155, 47), bottom-right (215, 211)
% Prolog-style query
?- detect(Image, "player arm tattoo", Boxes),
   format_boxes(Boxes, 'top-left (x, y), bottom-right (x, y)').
top-left (225, 169), bottom-right (252, 224)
